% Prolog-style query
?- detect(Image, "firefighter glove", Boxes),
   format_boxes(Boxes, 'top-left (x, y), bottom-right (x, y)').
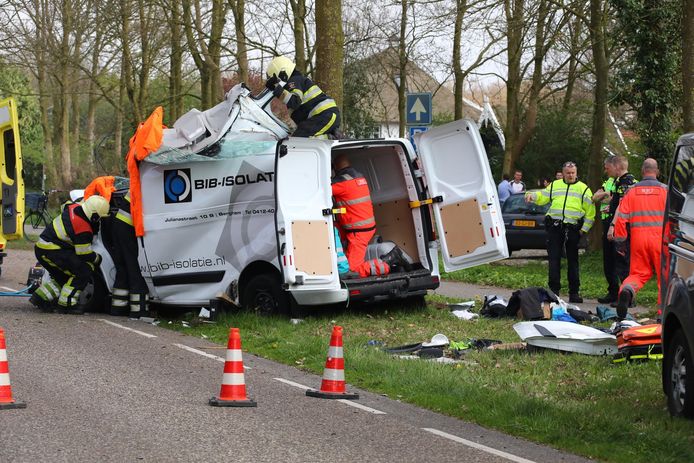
top-left (265, 76), bottom-right (279, 90)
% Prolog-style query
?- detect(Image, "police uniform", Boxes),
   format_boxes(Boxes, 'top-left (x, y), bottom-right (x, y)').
top-left (332, 166), bottom-right (376, 271)
top-left (532, 178), bottom-right (595, 299)
top-left (272, 71), bottom-right (340, 139)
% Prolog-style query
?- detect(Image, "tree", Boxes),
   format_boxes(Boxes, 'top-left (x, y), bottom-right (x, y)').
top-left (683, 0), bottom-right (694, 131)
top-left (315, 0), bottom-right (345, 109)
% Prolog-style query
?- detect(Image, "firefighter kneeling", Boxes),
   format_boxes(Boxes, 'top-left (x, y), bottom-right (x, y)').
top-left (29, 195), bottom-right (110, 314)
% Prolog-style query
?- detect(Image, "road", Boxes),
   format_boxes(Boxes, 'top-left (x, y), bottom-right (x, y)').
top-left (0, 250), bottom-right (591, 462)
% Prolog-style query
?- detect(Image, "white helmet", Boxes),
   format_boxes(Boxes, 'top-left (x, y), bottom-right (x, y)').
top-left (267, 56), bottom-right (296, 80)
top-left (81, 195), bottom-right (110, 219)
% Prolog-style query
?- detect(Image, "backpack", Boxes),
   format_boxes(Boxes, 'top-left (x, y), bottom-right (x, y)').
top-left (506, 287), bottom-right (559, 320)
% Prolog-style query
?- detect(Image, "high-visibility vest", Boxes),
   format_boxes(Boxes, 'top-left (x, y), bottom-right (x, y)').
top-left (332, 168), bottom-right (376, 232)
top-left (599, 177), bottom-right (615, 220)
top-left (613, 177), bottom-right (667, 241)
top-left (533, 179), bottom-right (595, 233)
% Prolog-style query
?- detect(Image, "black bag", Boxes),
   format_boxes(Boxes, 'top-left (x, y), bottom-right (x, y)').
top-left (506, 287), bottom-right (559, 320)
top-left (480, 295), bottom-right (508, 318)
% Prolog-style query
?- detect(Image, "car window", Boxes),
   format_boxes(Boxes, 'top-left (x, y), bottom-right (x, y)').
top-left (502, 194), bottom-right (549, 215)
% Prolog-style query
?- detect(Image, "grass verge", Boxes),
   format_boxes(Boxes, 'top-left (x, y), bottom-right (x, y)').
top-left (442, 251), bottom-right (659, 308)
top-left (164, 296), bottom-right (694, 463)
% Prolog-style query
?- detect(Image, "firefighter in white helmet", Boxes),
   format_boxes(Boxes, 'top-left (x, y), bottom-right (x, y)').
top-left (265, 55), bottom-right (341, 139)
top-left (29, 195), bottom-right (110, 314)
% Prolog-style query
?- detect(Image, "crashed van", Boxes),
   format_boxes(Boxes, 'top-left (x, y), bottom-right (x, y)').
top-left (87, 85), bottom-right (508, 314)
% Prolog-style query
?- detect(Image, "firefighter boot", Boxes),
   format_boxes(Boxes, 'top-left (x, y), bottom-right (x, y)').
top-left (616, 288), bottom-right (633, 321)
top-left (29, 293), bottom-right (56, 313)
top-left (380, 247), bottom-right (412, 272)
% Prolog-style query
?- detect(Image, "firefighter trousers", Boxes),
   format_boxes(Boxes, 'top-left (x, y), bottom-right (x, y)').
top-left (293, 108), bottom-right (341, 138)
top-left (34, 246), bottom-right (93, 307)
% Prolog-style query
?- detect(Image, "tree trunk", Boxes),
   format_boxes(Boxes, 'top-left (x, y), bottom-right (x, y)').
top-left (588, 0), bottom-right (609, 251)
top-left (398, 0), bottom-right (408, 137)
top-left (562, 14), bottom-right (584, 111)
top-left (208, 0), bottom-right (226, 104)
top-left (684, 0), bottom-right (694, 131)
top-left (290, 0), bottom-right (307, 72)
top-left (502, 0), bottom-right (524, 176)
top-left (36, 47), bottom-right (57, 188)
top-left (120, 0), bottom-right (140, 124)
top-left (169, 0), bottom-right (184, 120)
top-left (229, 0), bottom-right (248, 83)
top-left (315, 0), bottom-right (344, 110)
top-left (453, 0), bottom-right (467, 120)
top-left (57, 0), bottom-right (73, 187)
top-left (70, 24), bottom-right (84, 177)
top-left (85, 22), bottom-right (101, 177)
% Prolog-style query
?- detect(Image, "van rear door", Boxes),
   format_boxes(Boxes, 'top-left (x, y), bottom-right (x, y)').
top-left (274, 138), bottom-right (345, 303)
top-left (0, 98), bottom-right (24, 240)
top-left (415, 119), bottom-right (508, 272)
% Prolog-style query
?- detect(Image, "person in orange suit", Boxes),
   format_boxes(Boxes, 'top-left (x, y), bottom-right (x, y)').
top-left (610, 158), bottom-right (667, 319)
top-left (331, 154), bottom-right (376, 271)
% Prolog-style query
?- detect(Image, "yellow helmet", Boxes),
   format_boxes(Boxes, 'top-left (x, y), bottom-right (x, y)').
top-left (81, 195), bottom-right (110, 219)
top-left (267, 56), bottom-right (296, 80)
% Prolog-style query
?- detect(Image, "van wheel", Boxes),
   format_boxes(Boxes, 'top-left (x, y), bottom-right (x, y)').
top-left (665, 329), bottom-right (694, 418)
top-left (78, 274), bottom-right (108, 313)
top-left (242, 274), bottom-right (290, 316)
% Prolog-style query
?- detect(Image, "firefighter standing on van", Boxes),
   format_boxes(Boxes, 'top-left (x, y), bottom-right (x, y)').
top-left (265, 55), bottom-right (341, 139)
top-left (526, 161), bottom-right (595, 303)
top-left (29, 195), bottom-right (110, 314)
top-left (610, 158), bottom-right (667, 319)
top-left (331, 154), bottom-right (376, 271)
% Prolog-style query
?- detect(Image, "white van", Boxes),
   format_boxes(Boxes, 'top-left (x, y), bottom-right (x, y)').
top-left (88, 85), bottom-right (508, 314)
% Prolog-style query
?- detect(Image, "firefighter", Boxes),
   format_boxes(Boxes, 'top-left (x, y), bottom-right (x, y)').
top-left (29, 195), bottom-right (110, 314)
top-left (526, 161), bottom-right (595, 303)
top-left (108, 190), bottom-right (150, 318)
top-left (331, 154), bottom-right (376, 271)
top-left (592, 155), bottom-right (636, 304)
top-left (610, 158), bottom-right (667, 319)
top-left (265, 55), bottom-right (340, 139)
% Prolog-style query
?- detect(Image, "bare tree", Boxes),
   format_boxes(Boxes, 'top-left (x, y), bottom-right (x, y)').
top-left (315, 0), bottom-right (344, 109)
top-left (228, 0), bottom-right (249, 83)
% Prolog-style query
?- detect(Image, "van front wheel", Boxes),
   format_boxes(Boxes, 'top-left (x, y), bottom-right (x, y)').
top-left (242, 274), bottom-right (290, 316)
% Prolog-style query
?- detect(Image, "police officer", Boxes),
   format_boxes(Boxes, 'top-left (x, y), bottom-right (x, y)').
top-left (610, 158), bottom-right (667, 319)
top-left (29, 195), bottom-right (110, 314)
top-left (592, 155), bottom-right (636, 303)
top-left (526, 162), bottom-right (595, 302)
top-left (265, 55), bottom-right (340, 139)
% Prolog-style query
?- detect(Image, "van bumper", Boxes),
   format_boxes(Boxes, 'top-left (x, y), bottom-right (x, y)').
top-left (290, 288), bottom-right (348, 305)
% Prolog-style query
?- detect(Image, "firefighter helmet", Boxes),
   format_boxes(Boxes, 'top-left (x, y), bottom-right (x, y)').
top-left (81, 195), bottom-right (110, 219)
top-left (267, 56), bottom-right (295, 80)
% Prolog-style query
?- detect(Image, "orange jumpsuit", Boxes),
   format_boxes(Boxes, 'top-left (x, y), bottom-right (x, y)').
top-left (331, 167), bottom-right (376, 271)
top-left (613, 176), bottom-right (667, 301)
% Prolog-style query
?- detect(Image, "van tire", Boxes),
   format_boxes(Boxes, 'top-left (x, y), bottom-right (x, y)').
top-left (665, 329), bottom-right (694, 418)
top-left (79, 274), bottom-right (108, 313)
top-left (242, 273), bottom-right (290, 316)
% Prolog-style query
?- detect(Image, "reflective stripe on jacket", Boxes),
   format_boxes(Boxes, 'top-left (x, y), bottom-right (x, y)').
top-left (277, 71), bottom-right (337, 125)
top-left (600, 177), bottom-right (615, 219)
top-left (38, 203), bottom-right (97, 261)
top-left (534, 179), bottom-right (596, 233)
top-left (331, 167), bottom-right (376, 232)
top-left (613, 177), bottom-right (667, 242)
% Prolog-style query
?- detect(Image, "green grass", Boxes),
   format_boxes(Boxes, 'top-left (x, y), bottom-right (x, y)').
top-left (442, 251), bottom-right (659, 308)
top-left (4, 238), bottom-right (36, 251)
top-left (164, 296), bottom-right (694, 463)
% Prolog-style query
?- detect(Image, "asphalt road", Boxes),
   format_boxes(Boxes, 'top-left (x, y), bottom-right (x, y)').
top-left (0, 249), bottom-right (592, 463)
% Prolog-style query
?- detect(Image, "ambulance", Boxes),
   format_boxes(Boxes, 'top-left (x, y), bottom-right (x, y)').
top-left (88, 85), bottom-right (508, 314)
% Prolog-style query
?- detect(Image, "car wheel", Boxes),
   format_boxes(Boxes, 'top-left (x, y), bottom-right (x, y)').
top-left (665, 329), bottom-right (694, 418)
top-left (78, 274), bottom-right (108, 313)
top-left (242, 273), bottom-right (290, 316)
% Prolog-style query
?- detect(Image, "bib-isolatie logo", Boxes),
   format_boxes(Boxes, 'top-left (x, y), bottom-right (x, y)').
top-left (164, 169), bottom-right (192, 203)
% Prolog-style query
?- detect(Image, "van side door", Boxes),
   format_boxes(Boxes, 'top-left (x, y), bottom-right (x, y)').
top-left (415, 119), bottom-right (508, 272)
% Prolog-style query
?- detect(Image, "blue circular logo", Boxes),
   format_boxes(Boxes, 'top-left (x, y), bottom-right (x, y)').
top-left (164, 169), bottom-right (192, 203)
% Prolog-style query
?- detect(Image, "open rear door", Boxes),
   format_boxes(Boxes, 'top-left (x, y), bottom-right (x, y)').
top-left (274, 138), bottom-right (343, 297)
top-left (0, 98), bottom-right (24, 240)
top-left (415, 119), bottom-right (508, 272)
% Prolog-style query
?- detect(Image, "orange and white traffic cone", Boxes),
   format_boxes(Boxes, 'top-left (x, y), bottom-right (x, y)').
top-left (209, 327), bottom-right (256, 407)
top-left (306, 325), bottom-right (359, 400)
top-left (0, 327), bottom-right (26, 410)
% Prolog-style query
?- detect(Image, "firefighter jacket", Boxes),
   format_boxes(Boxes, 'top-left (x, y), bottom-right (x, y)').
top-left (37, 203), bottom-right (99, 262)
top-left (613, 176), bottom-right (667, 242)
top-left (113, 191), bottom-right (133, 227)
top-left (533, 179), bottom-right (595, 233)
top-left (331, 167), bottom-right (376, 232)
top-left (274, 71), bottom-right (337, 125)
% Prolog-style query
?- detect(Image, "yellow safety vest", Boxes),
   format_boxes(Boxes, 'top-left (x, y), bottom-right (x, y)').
top-left (534, 179), bottom-right (595, 233)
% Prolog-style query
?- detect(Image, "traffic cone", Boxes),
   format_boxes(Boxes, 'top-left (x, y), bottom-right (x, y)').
top-left (209, 327), bottom-right (256, 407)
top-left (306, 325), bottom-right (359, 400)
top-left (0, 327), bottom-right (26, 410)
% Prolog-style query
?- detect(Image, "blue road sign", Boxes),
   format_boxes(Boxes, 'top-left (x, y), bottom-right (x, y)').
top-left (408, 126), bottom-right (429, 152)
top-left (406, 92), bottom-right (432, 125)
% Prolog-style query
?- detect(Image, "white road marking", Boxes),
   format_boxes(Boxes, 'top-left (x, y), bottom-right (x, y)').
top-left (98, 319), bottom-right (157, 338)
top-left (274, 377), bottom-right (386, 415)
top-left (337, 399), bottom-right (386, 415)
top-left (421, 428), bottom-right (537, 463)
top-left (173, 343), bottom-right (250, 369)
